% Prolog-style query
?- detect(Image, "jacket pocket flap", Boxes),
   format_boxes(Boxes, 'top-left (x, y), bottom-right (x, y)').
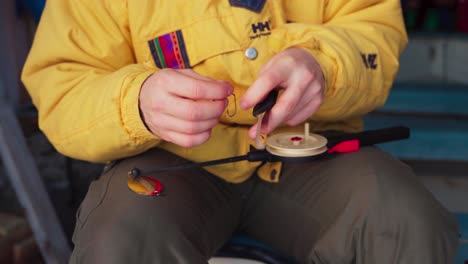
top-left (148, 17), bottom-right (241, 69)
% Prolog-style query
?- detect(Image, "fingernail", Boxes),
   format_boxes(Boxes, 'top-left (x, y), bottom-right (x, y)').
top-left (219, 81), bottom-right (234, 95)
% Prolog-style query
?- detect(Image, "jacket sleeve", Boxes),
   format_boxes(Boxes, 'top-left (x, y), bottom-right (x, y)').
top-left (21, 0), bottom-right (160, 163)
top-left (269, 0), bottom-right (408, 121)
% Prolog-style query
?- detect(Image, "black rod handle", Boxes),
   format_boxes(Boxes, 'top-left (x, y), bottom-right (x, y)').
top-left (253, 90), bottom-right (279, 117)
top-left (327, 126), bottom-right (410, 147)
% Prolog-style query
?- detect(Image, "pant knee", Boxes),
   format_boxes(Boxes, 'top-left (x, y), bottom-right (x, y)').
top-left (312, 148), bottom-right (460, 263)
top-left (71, 204), bottom-right (209, 264)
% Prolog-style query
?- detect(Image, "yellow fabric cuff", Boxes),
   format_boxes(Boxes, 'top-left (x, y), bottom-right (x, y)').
top-left (122, 68), bottom-right (159, 145)
top-left (298, 46), bottom-right (337, 101)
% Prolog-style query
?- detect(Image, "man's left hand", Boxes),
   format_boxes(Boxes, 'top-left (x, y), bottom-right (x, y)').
top-left (240, 47), bottom-right (325, 139)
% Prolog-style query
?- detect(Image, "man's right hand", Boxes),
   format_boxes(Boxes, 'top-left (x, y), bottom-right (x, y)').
top-left (139, 69), bottom-right (233, 148)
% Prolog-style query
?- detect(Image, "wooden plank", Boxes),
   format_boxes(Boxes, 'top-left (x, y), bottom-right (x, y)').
top-left (395, 36), bottom-right (446, 82)
top-left (455, 214), bottom-right (468, 264)
top-left (447, 39), bottom-right (468, 85)
top-left (381, 83), bottom-right (468, 116)
top-left (364, 114), bottom-right (468, 161)
top-left (0, 101), bottom-right (70, 264)
top-left (457, 214), bottom-right (468, 239)
top-left (395, 34), bottom-right (468, 84)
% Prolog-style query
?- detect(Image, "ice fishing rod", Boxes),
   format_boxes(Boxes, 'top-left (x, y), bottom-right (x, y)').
top-left (127, 89), bottom-right (410, 196)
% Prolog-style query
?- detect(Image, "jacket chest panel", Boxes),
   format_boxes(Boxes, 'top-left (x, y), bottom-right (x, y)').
top-left (283, 0), bottom-right (324, 23)
top-left (129, 1), bottom-right (242, 69)
top-left (127, 1), bottom-right (324, 83)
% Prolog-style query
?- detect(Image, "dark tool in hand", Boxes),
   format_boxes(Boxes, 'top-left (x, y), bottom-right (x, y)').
top-left (253, 89), bottom-right (279, 149)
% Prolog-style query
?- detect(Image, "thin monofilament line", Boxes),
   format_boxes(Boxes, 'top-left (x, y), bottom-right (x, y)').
top-left (138, 154), bottom-right (249, 175)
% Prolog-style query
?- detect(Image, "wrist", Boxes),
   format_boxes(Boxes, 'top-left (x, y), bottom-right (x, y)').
top-left (124, 69), bottom-right (159, 142)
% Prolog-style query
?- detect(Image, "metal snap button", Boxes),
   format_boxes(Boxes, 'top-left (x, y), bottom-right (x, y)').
top-left (245, 47), bottom-right (258, 60)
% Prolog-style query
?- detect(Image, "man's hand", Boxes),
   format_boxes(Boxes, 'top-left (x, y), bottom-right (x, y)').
top-left (139, 69), bottom-right (233, 148)
top-left (240, 47), bottom-right (325, 139)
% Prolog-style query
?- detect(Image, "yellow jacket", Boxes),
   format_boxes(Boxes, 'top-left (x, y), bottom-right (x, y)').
top-left (22, 0), bottom-right (407, 183)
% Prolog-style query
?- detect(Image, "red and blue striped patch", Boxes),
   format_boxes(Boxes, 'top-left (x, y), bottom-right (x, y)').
top-left (148, 30), bottom-right (190, 69)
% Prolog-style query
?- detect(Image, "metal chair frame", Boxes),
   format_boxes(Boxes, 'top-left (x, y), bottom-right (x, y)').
top-left (0, 0), bottom-right (70, 263)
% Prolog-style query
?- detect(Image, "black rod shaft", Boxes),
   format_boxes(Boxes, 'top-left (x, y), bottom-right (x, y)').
top-left (139, 154), bottom-right (249, 175)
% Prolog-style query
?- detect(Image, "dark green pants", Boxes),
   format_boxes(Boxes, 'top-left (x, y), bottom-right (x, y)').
top-left (69, 147), bottom-right (459, 263)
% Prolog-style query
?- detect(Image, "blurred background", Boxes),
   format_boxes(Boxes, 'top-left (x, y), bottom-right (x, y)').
top-left (0, 0), bottom-right (467, 263)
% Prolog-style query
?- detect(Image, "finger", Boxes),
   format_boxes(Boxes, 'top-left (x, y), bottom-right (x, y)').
top-left (164, 130), bottom-right (212, 148)
top-left (155, 95), bottom-right (228, 121)
top-left (284, 82), bottom-right (322, 121)
top-left (144, 113), bottom-right (213, 148)
top-left (178, 69), bottom-right (215, 81)
top-left (147, 113), bottom-right (219, 134)
top-left (179, 71), bottom-right (234, 93)
top-left (258, 54), bottom-right (278, 76)
top-left (167, 71), bottom-right (233, 100)
top-left (260, 84), bottom-right (304, 134)
top-left (248, 111), bottom-right (271, 139)
top-left (240, 67), bottom-right (287, 110)
top-left (248, 123), bottom-right (258, 140)
top-left (284, 98), bottom-right (322, 126)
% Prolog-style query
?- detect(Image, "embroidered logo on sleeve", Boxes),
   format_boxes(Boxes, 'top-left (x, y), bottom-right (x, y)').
top-left (361, 53), bottom-right (378, 70)
top-left (229, 0), bottom-right (266, 13)
top-left (148, 30), bottom-right (190, 69)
